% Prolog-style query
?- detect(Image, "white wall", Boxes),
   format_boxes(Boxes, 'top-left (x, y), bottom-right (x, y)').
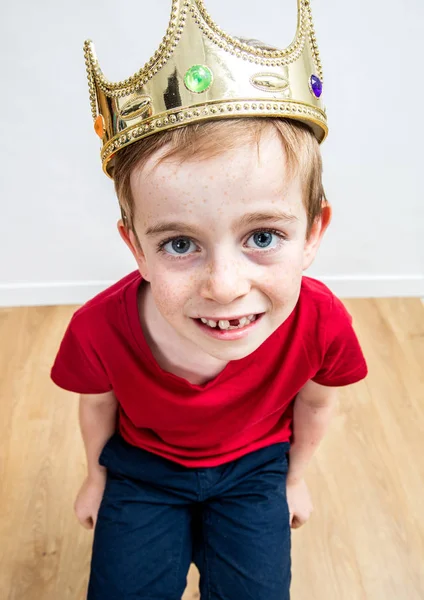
top-left (1, 0), bottom-right (423, 307)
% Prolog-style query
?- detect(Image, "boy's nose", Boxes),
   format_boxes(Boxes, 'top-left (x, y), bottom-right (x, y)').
top-left (199, 254), bottom-right (251, 305)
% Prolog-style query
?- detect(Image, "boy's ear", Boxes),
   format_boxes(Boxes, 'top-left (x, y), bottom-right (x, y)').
top-left (302, 202), bottom-right (332, 271)
top-left (117, 219), bottom-right (150, 281)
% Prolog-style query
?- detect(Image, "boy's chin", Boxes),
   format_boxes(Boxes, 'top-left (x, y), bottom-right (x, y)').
top-left (199, 338), bottom-right (263, 362)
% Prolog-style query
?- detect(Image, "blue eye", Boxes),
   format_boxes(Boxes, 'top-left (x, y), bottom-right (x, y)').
top-left (161, 237), bottom-right (197, 255)
top-left (246, 230), bottom-right (283, 250)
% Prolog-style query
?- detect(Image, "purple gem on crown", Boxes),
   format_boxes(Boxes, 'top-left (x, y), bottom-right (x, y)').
top-left (310, 75), bottom-right (323, 98)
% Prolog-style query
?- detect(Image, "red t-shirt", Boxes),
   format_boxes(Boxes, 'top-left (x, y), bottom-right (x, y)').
top-left (50, 270), bottom-right (367, 467)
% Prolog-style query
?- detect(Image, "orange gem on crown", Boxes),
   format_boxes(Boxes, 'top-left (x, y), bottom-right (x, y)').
top-left (94, 115), bottom-right (105, 138)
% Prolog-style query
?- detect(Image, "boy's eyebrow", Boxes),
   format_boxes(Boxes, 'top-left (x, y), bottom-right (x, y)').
top-left (237, 210), bottom-right (299, 229)
top-left (145, 210), bottom-right (299, 237)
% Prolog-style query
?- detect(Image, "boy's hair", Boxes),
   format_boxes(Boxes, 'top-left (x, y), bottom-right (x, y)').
top-left (113, 118), bottom-right (327, 241)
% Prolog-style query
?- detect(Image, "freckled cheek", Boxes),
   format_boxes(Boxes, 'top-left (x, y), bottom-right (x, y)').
top-left (149, 267), bottom-right (199, 317)
top-left (257, 261), bottom-right (302, 303)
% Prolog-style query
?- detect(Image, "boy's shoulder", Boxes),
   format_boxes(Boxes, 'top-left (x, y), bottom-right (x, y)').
top-left (300, 275), bottom-right (335, 299)
top-left (296, 276), bottom-right (353, 334)
top-left (76, 269), bottom-right (139, 314)
top-left (299, 275), bottom-right (338, 314)
top-left (50, 270), bottom-right (142, 393)
top-left (70, 270), bottom-right (141, 331)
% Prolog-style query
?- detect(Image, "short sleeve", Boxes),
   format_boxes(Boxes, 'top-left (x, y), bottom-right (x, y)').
top-left (50, 313), bottom-right (112, 394)
top-left (312, 295), bottom-right (368, 387)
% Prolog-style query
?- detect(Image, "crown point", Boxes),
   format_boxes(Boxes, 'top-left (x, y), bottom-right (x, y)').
top-left (184, 65), bottom-right (213, 93)
top-left (310, 74), bottom-right (323, 98)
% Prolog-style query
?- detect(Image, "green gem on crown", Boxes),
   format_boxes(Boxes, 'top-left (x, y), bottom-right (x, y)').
top-left (184, 65), bottom-right (213, 93)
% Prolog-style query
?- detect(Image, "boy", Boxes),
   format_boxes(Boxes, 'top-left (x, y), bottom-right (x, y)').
top-left (51, 1), bottom-right (368, 598)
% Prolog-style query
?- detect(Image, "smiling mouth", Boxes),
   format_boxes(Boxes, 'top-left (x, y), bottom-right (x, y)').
top-left (195, 313), bottom-right (263, 330)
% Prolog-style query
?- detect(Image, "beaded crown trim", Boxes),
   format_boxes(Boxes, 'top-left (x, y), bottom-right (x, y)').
top-left (84, 0), bottom-right (327, 178)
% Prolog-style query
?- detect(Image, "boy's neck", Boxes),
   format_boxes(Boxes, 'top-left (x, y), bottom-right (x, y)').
top-left (137, 281), bottom-right (229, 386)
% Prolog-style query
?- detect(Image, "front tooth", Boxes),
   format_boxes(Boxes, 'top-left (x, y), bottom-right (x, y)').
top-left (218, 320), bottom-right (230, 330)
top-left (238, 317), bottom-right (249, 327)
top-left (208, 320), bottom-right (217, 328)
top-left (248, 314), bottom-right (256, 322)
top-left (201, 318), bottom-right (208, 324)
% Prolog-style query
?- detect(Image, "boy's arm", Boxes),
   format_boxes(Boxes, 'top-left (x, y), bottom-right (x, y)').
top-left (79, 391), bottom-right (118, 482)
top-left (287, 379), bottom-right (338, 485)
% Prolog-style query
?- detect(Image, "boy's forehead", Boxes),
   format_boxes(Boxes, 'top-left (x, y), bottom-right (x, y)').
top-left (131, 129), bottom-right (302, 212)
top-left (134, 183), bottom-right (305, 236)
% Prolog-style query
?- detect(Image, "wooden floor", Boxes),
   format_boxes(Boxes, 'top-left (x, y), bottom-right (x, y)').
top-left (0, 298), bottom-right (423, 599)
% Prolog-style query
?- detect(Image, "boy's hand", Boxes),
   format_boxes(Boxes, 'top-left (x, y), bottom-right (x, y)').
top-left (286, 478), bottom-right (313, 529)
top-left (74, 472), bottom-right (107, 530)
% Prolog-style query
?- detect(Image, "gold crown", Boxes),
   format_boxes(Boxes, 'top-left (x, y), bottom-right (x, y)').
top-left (84, 0), bottom-right (327, 179)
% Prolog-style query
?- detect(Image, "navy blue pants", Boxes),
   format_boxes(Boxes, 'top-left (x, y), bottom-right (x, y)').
top-left (87, 434), bottom-right (291, 599)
